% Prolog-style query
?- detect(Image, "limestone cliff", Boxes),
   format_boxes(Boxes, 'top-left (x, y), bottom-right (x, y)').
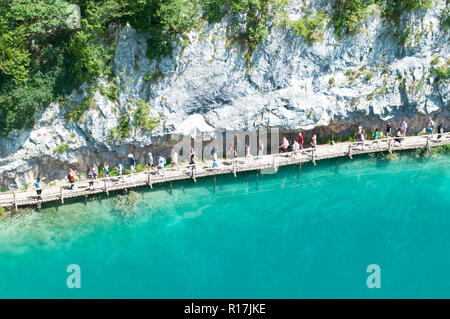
top-left (0, 0), bottom-right (449, 189)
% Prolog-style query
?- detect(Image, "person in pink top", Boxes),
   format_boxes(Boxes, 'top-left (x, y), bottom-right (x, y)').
top-left (279, 136), bottom-right (289, 153)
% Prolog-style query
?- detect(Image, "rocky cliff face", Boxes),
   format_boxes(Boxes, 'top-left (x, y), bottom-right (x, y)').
top-left (0, 0), bottom-right (449, 189)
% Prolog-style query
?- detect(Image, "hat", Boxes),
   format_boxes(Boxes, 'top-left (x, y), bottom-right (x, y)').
top-left (128, 154), bottom-right (133, 158)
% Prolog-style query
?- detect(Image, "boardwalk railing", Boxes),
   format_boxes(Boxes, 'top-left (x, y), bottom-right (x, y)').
top-left (1, 132), bottom-right (449, 209)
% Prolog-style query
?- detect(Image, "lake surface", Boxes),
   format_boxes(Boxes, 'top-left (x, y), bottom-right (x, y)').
top-left (1, 152), bottom-right (449, 298)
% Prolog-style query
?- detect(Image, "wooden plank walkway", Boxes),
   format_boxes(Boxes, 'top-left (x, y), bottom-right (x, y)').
top-left (1, 132), bottom-right (449, 209)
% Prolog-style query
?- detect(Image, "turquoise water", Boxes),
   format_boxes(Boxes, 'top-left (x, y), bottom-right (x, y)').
top-left (0, 153), bottom-right (449, 298)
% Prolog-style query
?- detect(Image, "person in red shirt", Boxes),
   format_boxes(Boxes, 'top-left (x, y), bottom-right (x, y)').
top-left (298, 132), bottom-right (304, 149)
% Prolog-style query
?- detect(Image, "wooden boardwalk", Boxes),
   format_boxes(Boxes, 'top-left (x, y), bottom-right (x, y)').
top-left (1, 132), bottom-right (449, 210)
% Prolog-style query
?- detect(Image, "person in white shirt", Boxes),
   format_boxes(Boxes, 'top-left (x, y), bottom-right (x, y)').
top-left (401, 119), bottom-right (408, 136)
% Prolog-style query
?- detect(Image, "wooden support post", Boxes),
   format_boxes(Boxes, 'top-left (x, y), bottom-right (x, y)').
top-left (233, 163), bottom-right (237, 178)
top-left (170, 180), bottom-right (173, 194)
top-left (147, 171), bottom-right (153, 189)
top-left (426, 137), bottom-right (431, 152)
top-left (84, 194), bottom-right (88, 202)
top-left (13, 192), bottom-right (17, 211)
top-left (348, 144), bottom-right (353, 159)
top-left (60, 185), bottom-right (64, 204)
top-left (213, 175), bottom-right (216, 194)
top-left (104, 179), bottom-right (109, 195)
top-left (388, 138), bottom-right (392, 154)
top-left (311, 149), bottom-right (316, 166)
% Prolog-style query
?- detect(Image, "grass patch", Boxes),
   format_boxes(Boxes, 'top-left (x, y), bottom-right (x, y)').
top-left (430, 66), bottom-right (450, 83)
top-left (289, 9), bottom-right (328, 44)
top-left (54, 142), bottom-right (69, 154)
top-left (134, 100), bottom-right (162, 132)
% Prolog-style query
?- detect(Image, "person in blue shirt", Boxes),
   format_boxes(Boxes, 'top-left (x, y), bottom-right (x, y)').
top-left (212, 149), bottom-right (218, 168)
top-left (426, 117), bottom-right (435, 134)
top-left (128, 154), bottom-right (136, 173)
top-left (88, 169), bottom-right (95, 190)
top-left (33, 177), bottom-right (43, 200)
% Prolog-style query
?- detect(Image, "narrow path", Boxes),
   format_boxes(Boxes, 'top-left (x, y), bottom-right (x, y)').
top-left (1, 133), bottom-right (449, 209)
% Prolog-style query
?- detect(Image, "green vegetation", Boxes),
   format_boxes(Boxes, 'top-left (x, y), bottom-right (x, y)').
top-left (99, 84), bottom-right (119, 102)
top-left (0, 0), bottom-right (438, 138)
top-left (134, 101), bottom-right (162, 131)
top-left (431, 57), bottom-right (440, 66)
top-left (328, 77), bottom-right (335, 88)
top-left (288, 9), bottom-right (328, 43)
top-left (109, 114), bottom-right (132, 140)
top-left (378, 87), bottom-right (387, 97)
top-left (441, 5), bottom-right (450, 31)
top-left (0, 0), bottom-right (118, 136)
top-left (135, 163), bottom-right (147, 173)
top-left (332, 0), bottom-right (432, 36)
top-left (144, 70), bottom-right (165, 83)
top-left (1, 0), bottom-right (290, 137)
top-left (109, 100), bottom-right (162, 141)
top-left (364, 70), bottom-right (375, 82)
top-left (55, 142), bottom-right (69, 154)
top-left (0, 206), bottom-right (5, 218)
top-left (430, 66), bottom-right (450, 83)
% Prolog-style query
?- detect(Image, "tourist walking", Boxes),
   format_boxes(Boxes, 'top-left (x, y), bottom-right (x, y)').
top-left (68, 168), bottom-right (76, 190)
top-left (401, 119), bottom-right (408, 136)
top-left (372, 128), bottom-right (381, 146)
top-left (212, 149), bottom-right (218, 168)
top-left (279, 136), bottom-right (289, 153)
top-left (157, 155), bottom-right (165, 175)
top-left (33, 177), bottom-right (43, 200)
top-left (189, 148), bottom-right (196, 166)
top-left (373, 128), bottom-right (380, 140)
top-left (128, 154), bottom-right (136, 173)
top-left (386, 120), bottom-right (392, 137)
top-left (298, 132), bottom-right (304, 149)
top-left (228, 146), bottom-right (238, 166)
top-left (310, 134), bottom-right (317, 149)
top-left (257, 140), bottom-right (263, 157)
top-left (171, 151), bottom-right (180, 170)
top-left (92, 163), bottom-right (98, 179)
top-left (245, 144), bottom-right (252, 158)
top-left (426, 117), bottom-right (435, 134)
top-left (103, 162), bottom-right (110, 178)
top-left (395, 128), bottom-right (403, 144)
top-left (357, 128), bottom-right (365, 145)
top-left (147, 152), bottom-right (153, 170)
top-left (291, 140), bottom-right (300, 157)
top-left (88, 169), bottom-right (95, 190)
top-left (189, 148), bottom-right (197, 179)
top-left (232, 146), bottom-right (238, 159)
top-left (438, 123), bottom-right (444, 139)
top-left (116, 162), bottom-right (123, 180)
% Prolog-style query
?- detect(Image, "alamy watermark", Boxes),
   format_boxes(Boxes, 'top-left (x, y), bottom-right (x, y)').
top-left (366, 264), bottom-right (381, 289)
top-left (66, 264), bottom-right (81, 289)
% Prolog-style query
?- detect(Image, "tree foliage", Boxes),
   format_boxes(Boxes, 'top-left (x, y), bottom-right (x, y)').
top-left (0, 0), bottom-right (435, 137)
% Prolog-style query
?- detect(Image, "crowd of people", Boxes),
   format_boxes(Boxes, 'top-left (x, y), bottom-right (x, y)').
top-left (31, 117), bottom-right (445, 197)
